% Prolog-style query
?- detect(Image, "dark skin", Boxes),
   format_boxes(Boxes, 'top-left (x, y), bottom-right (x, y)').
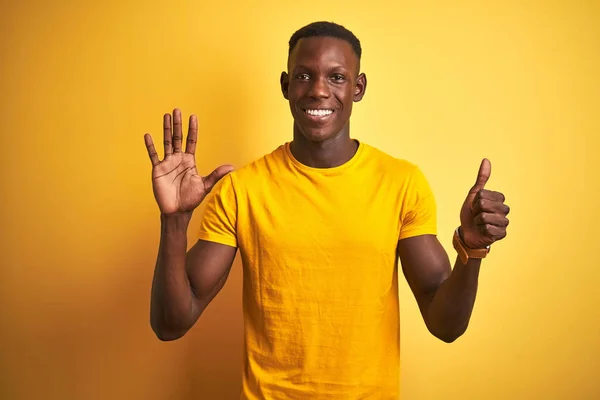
top-left (145, 36), bottom-right (510, 342)
top-left (399, 159), bottom-right (509, 342)
top-left (280, 36), bottom-right (366, 168)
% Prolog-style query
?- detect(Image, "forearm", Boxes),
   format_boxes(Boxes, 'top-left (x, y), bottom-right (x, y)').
top-left (150, 212), bottom-right (198, 340)
top-left (425, 257), bottom-right (481, 342)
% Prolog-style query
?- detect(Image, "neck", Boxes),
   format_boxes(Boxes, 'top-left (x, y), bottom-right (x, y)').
top-left (290, 125), bottom-right (359, 169)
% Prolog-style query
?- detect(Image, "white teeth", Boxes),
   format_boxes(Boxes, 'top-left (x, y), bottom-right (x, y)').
top-left (305, 109), bottom-right (333, 117)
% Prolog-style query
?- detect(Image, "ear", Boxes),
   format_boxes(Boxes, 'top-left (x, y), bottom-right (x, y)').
top-left (280, 71), bottom-right (289, 100)
top-left (353, 72), bottom-right (367, 102)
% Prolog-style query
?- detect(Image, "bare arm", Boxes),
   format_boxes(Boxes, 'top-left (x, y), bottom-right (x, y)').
top-left (398, 158), bottom-right (510, 343)
top-left (398, 235), bottom-right (480, 343)
top-left (144, 109), bottom-right (236, 341)
top-left (150, 212), bottom-right (237, 341)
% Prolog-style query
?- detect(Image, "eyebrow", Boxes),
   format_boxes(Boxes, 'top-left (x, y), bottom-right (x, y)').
top-left (293, 63), bottom-right (350, 72)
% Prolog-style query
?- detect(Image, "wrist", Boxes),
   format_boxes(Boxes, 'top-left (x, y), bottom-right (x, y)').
top-left (457, 226), bottom-right (489, 250)
top-left (457, 226), bottom-right (467, 246)
top-left (160, 212), bottom-right (192, 233)
top-left (453, 227), bottom-right (490, 264)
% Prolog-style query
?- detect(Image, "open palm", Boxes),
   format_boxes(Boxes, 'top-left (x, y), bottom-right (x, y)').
top-left (144, 109), bottom-right (234, 215)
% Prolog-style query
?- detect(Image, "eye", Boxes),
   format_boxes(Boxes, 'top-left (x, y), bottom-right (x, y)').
top-left (295, 73), bottom-right (310, 80)
top-left (331, 74), bottom-right (346, 82)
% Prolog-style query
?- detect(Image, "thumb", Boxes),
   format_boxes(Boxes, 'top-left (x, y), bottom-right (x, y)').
top-left (203, 164), bottom-right (235, 191)
top-left (466, 158), bottom-right (491, 200)
top-left (474, 158), bottom-right (491, 190)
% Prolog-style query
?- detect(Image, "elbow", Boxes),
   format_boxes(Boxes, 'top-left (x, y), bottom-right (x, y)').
top-left (150, 315), bottom-right (188, 342)
top-left (151, 323), bottom-right (187, 342)
top-left (155, 331), bottom-right (185, 342)
top-left (149, 298), bottom-right (205, 342)
top-left (152, 328), bottom-right (185, 342)
top-left (435, 331), bottom-right (463, 343)
top-left (428, 322), bottom-right (468, 343)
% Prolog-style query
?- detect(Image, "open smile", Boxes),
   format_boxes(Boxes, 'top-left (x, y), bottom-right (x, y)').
top-left (302, 108), bottom-right (335, 121)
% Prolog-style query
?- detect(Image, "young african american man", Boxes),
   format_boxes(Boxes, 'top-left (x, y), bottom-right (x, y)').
top-left (145, 21), bottom-right (510, 400)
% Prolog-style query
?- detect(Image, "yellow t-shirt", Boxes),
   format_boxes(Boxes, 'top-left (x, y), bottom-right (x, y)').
top-left (197, 141), bottom-right (437, 400)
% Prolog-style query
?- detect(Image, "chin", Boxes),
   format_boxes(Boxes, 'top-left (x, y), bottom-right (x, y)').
top-left (295, 123), bottom-right (344, 143)
top-left (300, 129), bottom-right (334, 142)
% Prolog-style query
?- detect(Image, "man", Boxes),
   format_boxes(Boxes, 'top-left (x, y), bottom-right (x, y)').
top-left (144, 21), bottom-right (510, 400)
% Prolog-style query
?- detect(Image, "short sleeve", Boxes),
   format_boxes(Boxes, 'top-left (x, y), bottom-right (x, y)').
top-left (398, 166), bottom-right (438, 240)
top-left (197, 173), bottom-right (238, 247)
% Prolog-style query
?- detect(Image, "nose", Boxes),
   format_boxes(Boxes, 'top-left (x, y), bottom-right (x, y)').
top-left (308, 76), bottom-right (331, 99)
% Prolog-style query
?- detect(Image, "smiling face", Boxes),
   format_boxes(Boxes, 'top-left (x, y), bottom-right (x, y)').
top-left (281, 36), bottom-right (367, 143)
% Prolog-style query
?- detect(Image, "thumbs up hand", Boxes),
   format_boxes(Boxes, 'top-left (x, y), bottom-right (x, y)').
top-left (459, 159), bottom-right (510, 249)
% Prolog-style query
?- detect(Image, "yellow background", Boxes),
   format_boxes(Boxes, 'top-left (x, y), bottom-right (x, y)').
top-left (1, 0), bottom-right (598, 399)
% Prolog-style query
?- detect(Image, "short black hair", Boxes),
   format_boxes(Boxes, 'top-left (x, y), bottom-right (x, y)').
top-left (288, 21), bottom-right (362, 60)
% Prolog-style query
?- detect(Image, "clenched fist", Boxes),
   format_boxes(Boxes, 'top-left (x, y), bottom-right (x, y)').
top-left (459, 159), bottom-right (510, 250)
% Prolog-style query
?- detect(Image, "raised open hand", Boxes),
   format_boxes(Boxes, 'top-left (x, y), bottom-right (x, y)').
top-left (459, 159), bottom-right (510, 249)
top-left (144, 109), bottom-right (234, 215)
